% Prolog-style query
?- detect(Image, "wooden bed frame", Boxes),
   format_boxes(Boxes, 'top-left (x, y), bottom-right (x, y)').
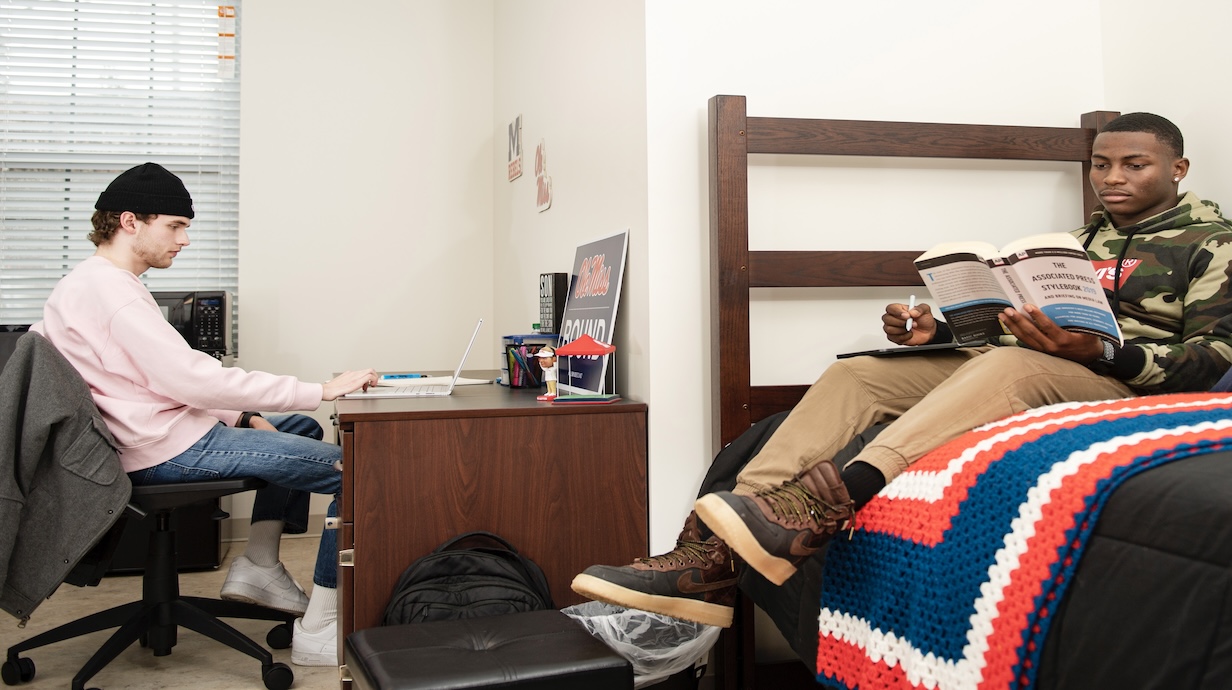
top-left (706, 95), bottom-right (1118, 689)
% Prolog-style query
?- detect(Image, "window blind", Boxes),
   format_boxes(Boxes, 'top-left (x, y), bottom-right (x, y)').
top-left (0, 0), bottom-right (240, 326)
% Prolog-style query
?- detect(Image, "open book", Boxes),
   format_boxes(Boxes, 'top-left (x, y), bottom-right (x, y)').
top-left (914, 232), bottom-right (1122, 346)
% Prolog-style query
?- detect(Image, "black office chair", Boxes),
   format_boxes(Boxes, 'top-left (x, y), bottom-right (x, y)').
top-left (2, 478), bottom-right (297, 690)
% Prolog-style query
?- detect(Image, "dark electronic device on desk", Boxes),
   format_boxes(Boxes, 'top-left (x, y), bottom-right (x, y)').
top-left (108, 290), bottom-right (238, 574)
top-left (150, 290), bottom-right (235, 364)
top-left (539, 272), bottom-right (568, 335)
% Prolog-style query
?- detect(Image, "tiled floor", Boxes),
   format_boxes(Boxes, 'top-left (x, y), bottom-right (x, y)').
top-left (0, 537), bottom-right (336, 690)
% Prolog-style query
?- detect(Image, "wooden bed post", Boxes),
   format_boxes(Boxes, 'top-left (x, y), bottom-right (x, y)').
top-left (707, 94), bottom-right (757, 690)
top-left (709, 95), bottom-right (753, 452)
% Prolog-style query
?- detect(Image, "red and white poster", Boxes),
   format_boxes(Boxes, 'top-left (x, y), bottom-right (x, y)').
top-left (535, 139), bottom-right (552, 212)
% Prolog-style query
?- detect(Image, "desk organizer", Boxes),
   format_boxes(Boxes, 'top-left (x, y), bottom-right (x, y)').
top-left (499, 334), bottom-right (557, 388)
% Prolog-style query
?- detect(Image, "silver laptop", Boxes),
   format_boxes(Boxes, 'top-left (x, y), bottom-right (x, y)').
top-left (344, 319), bottom-right (483, 398)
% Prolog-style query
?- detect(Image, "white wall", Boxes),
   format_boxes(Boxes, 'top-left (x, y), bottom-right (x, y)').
top-left (491, 1), bottom-right (649, 392)
top-left (1098, 0), bottom-right (1232, 199)
top-left (239, 0), bottom-right (495, 418)
top-left (236, 0), bottom-right (495, 520)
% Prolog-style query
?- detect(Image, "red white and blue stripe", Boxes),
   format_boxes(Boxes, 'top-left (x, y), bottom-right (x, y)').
top-left (816, 393), bottom-right (1232, 690)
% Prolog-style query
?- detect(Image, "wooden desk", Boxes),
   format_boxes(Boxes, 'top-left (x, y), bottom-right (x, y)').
top-left (333, 380), bottom-right (648, 640)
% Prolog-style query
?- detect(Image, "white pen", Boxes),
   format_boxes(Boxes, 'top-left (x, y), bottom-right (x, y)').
top-left (906, 295), bottom-right (916, 332)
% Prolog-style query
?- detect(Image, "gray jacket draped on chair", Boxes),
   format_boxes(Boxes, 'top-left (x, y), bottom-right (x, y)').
top-left (0, 332), bottom-right (131, 620)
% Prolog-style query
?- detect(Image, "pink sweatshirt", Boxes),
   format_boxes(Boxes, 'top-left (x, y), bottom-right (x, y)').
top-left (33, 256), bottom-right (323, 473)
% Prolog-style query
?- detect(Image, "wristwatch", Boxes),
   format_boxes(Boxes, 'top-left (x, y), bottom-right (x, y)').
top-left (1090, 341), bottom-right (1117, 375)
top-left (1100, 340), bottom-right (1116, 363)
top-left (238, 411), bottom-right (264, 428)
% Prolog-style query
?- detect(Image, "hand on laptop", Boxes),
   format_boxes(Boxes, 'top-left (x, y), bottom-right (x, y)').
top-left (323, 369), bottom-right (379, 400)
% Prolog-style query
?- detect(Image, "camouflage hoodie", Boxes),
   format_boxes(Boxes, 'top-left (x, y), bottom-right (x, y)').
top-left (1073, 191), bottom-right (1232, 393)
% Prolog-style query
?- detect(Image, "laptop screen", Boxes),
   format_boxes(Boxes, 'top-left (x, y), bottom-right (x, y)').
top-left (448, 319), bottom-right (484, 387)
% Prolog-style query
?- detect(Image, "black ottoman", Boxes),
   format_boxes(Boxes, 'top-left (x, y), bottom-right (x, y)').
top-left (343, 610), bottom-right (633, 689)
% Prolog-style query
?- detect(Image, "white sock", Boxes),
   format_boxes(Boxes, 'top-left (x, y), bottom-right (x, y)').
top-left (243, 520), bottom-right (285, 568)
top-left (300, 585), bottom-right (338, 633)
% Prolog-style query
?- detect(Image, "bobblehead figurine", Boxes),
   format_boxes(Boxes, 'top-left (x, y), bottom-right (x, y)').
top-left (535, 346), bottom-right (558, 401)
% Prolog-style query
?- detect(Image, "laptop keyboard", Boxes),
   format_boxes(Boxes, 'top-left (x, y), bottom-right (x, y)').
top-left (388, 384), bottom-right (449, 395)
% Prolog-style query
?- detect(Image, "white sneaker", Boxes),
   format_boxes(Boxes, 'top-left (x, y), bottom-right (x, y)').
top-left (291, 617), bottom-right (338, 667)
top-left (220, 556), bottom-right (309, 615)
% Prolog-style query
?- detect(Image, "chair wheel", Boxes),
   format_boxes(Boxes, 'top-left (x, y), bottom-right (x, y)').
top-left (266, 622), bottom-right (293, 649)
top-left (1, 657), bottom-right (35, 685)
top-left (262, 662), bottom-right (294, 690)
top-left (138, 633), bottom-right (149, 648)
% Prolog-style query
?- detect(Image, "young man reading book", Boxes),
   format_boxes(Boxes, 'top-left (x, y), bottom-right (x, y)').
top-left (573, 112), bottom-right (1232, 628)
top-left (32, 163), bottom-right (378, 665)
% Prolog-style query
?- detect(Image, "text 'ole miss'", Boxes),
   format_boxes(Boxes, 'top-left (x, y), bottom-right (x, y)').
top-left (574, 254), bottom-right (612, 299)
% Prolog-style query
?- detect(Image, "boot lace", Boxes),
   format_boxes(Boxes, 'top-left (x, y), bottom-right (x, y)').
top-left (638, 539), bottom-right (718, 569)
top-left (761, 479), bottom-right (847, 528)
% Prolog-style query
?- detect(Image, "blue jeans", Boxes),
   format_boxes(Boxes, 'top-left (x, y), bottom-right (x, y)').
top-left (127, 414), bottom-right (341, 588)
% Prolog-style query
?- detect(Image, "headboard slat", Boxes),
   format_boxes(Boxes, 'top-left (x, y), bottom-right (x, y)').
top-left (750, 250), bottom-right (924, 288)
top-left (746, 116), bottom-right (1096, 160)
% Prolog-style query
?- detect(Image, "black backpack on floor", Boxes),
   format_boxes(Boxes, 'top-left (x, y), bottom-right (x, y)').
top-left (382, 531), bottom-right (554, 625)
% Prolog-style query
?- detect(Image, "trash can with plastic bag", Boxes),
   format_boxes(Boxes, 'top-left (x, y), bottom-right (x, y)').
top-left (563, 601), bottom-right (722, 688)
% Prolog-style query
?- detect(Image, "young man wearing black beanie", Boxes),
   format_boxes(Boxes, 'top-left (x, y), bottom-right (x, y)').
top-left (33, 162), bottom-right (376, 667)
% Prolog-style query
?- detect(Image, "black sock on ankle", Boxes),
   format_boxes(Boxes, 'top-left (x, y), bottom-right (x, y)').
top-left (841, 461), bottom-right (887, 510)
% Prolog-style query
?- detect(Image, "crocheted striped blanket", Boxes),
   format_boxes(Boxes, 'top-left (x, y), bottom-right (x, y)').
top-left (816, 393), bottom-right (1232, 690)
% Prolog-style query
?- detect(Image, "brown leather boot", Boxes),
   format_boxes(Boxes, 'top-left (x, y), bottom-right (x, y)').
top-left (570, 511), bottom-right (738, 628)
top-left (694, 460), bottom-right (854, 586)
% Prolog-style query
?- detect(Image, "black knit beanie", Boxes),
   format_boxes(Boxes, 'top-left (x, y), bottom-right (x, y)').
top-left (95, 162), bottom-right (195, 219)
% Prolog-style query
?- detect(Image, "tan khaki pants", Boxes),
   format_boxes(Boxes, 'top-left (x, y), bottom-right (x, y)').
top-left (734, 346), bottom-right (1136, 495)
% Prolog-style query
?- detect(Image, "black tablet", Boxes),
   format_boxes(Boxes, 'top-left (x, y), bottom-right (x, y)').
top-left (836, 340), bottom-right (986, 359)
